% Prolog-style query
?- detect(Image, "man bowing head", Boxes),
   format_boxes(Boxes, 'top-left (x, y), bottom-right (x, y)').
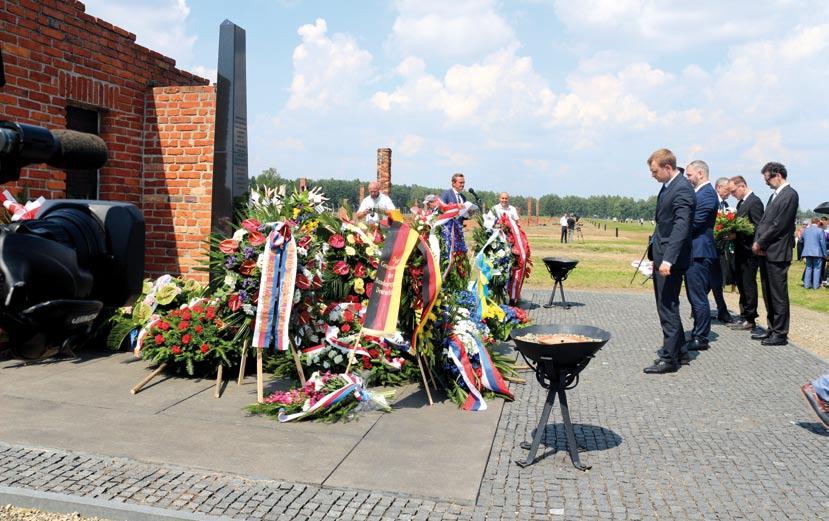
top-left (644, 149), bottom-right (695, 374)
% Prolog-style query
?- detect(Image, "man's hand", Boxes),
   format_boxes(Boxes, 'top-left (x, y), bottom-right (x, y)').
top-left (658, 261), bottom-right (672, 277)
top-left (751, 242), bottom-right (766, 256)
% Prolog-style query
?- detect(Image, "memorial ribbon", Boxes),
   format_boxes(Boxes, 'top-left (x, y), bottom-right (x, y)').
top-left (253, 222), bottom-right (297, 351)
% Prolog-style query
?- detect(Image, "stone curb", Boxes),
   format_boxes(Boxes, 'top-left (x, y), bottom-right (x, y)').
top-left (0, 485), bottom-right (232, 521)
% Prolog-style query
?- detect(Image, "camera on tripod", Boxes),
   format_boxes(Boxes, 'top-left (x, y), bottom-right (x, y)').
top-left (0, 48), bottom-right (145, 360)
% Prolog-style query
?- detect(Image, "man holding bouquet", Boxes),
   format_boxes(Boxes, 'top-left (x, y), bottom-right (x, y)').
top-left (727, 176), bottom-right (764, 333)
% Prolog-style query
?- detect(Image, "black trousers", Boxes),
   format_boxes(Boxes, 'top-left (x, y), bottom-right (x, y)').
top-left (709, 257), bottom-right (728, 316)
top-left (734, 251), bottom-right (759, 322)
top-left (560, 226), bottom-right (568, 243)
top-left (654, 266), bottom-right (686, 364)
top-left (759, 257), bottom-right (790, 337)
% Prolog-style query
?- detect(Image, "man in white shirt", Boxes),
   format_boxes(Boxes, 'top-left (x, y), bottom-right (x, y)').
top-left (491, 192), bottom-right (519, 221)
top-left (560, 213), bottom-right (569, 243)
top-left (356, 181), bottom-right (395, 225)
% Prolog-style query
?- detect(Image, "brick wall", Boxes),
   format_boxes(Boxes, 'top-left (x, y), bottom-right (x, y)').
top-left (143, 86), bottom-right (215, 281)
top-left (0, 0), bottom-right (215, 281)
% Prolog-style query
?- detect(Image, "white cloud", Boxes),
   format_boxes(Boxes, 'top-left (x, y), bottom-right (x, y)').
top-left (271, 137), bottom-right (305, 151)
top-left (398, 134), bottom-right (425, 156)
top-left (82, 0), bottom-right (197, 66)
top-left (522, 159), bottom-right (550, 172)
top-left (287, 19), bottom-right (373, 111)
top-left (188, 65), bottom-right (217, 83)
top-left (373, 46), bottom-right (555, 126)
top-left (386, 0), bottom-right (515, 62)
top-left (742, 129), bottom-right (794, 165)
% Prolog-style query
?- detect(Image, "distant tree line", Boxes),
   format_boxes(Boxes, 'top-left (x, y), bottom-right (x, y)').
top-left (250, 168), bottom-right (667, 220)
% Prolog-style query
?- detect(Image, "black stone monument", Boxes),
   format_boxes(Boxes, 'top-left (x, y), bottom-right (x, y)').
top-left (212, 20), bottom-right (248, 233)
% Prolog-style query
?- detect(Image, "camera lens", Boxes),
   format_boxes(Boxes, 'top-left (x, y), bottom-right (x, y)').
top-left (17, 207), bottom-right (105, 268)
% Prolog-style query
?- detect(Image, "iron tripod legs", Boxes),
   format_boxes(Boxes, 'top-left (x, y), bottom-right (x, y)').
top-left (516, 374), bottom-right (590, 471)
top-left (544, 279), bottom-right (570, 309)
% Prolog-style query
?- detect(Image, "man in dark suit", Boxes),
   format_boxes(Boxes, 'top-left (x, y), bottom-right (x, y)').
top-left (728, 175), bottom-right (764, 332)
top-left (644, 149), bottom-right (695, 374)
top-left (682, 161), bottom-right (719, 351)
top-left (751, 162), bottom-right (799, 346)
top-left (440, 172), bottom-right (467, 206)
top-left (712, 177), bottom-right (735, 322)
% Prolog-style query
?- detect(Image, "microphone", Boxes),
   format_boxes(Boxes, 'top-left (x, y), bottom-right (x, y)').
top-left (50, 129), bottom-right (108, 170)
top-left (0, 122), bottom-right (107, 182)
top-left (468, 188), bottom-right (477, 196)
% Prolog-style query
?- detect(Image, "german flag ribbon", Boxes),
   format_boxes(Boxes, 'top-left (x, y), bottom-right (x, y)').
top-left (411, 235), bottom-right (442, 355)
top-left (362, 213), bottom-right (420, 337)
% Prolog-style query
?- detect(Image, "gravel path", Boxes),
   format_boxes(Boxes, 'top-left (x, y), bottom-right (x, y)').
top-left (0, 505), bottom-right (108, 521)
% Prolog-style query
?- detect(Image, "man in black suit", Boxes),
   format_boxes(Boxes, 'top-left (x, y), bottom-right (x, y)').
top-left (712, 177), bottom-right (734, 322)
top-left (644, 149), bottom-right (695, 374)
top-left (727, 175), bottom-right (764, 333)
top-left (751, 162), bottom-right (799, 346)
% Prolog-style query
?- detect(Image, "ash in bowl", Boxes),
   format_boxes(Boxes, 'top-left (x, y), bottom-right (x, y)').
top-left (516, 333), bottom-right (601, 345)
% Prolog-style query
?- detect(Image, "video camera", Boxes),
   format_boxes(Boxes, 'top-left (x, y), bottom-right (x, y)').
top-left (0, 48), bottom-right (145, 360)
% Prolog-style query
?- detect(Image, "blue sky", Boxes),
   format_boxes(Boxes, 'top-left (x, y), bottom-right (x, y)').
top-left (82, 0), bottom-right (829, 209)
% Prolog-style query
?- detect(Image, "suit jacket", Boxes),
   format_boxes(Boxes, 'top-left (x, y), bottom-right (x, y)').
top-left (801, 225), bottom-right (827, 258)
top-left (754, 184), bottom-right (799, 263)
top-left (440, 189), bottom-right (466, 205)
top-left (649, 175), bottom-right (695, 270)
top-left (734, 192), bottom-right (764, 254)
top-left (690, 183), bottom-right (718, 259)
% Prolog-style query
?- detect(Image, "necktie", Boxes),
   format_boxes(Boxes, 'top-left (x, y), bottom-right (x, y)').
top-left (767, 193), bottom-right (775, 206)
top-left (456, 192), bottom-right (462, 204)
top-left (737, 199), bottom-right (743, 210)
top-left (720, 201), bottom-right (727, 211)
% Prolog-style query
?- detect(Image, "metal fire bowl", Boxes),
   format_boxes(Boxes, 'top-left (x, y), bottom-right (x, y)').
top-left (511, 324), bottom-right (610, 369)
top-left (542, 257), bottom-right (579, 278)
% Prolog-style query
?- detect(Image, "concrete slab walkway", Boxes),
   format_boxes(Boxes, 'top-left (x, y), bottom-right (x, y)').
top-left (2, 290), bottom-right (828, 520)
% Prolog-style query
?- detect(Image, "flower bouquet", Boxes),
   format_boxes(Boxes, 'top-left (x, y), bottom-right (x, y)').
top-left (106, 275), bottom-right (204, 352)
top-left (714, 210), bottom-right (754, 253)
top-left (246, 370), bottom-right (392, 422)
top-left (138, 299), bottom-right (236, 376)
top-left (484, 304), bottom-right (530, 342)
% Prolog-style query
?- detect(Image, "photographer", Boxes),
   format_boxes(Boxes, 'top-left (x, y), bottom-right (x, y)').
top-left (356, 181), bottom-right (395, 225)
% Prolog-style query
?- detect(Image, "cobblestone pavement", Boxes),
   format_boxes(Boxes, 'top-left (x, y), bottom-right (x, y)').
top-left (2, 290), bottom-right (828, 520)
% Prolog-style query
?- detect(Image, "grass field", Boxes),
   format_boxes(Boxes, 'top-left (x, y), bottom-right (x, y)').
top-left (492, 218), bottom-right (829, 315)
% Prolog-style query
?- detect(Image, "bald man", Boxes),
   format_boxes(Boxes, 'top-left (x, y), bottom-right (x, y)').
top-left (491, 192), bottom-right (519, 221)
top-left (356, 181), bottom-right (395, 225)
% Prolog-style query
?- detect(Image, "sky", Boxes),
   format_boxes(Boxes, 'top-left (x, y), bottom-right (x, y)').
top-left (81, 0), bottom-right (829, 209)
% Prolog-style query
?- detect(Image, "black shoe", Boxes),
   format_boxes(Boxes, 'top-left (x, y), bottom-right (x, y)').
top-left (686, 338), bottom-right (710, 351)
top-left (729, 320), bottom-right (756, 331)
top-left (654, 353), bottom-right (690, 365)
top-left (716, 313), bottom-right (734, 324)
top-left (761, 335), bottom-right (788, 346)
top-left (751, 330), bottom-right (771, 340)
top-left (644, 360), bottom-right (679, 374)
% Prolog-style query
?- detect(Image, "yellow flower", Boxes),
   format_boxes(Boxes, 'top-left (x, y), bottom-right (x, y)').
top-left (353, 278), bottom-right (365, 294)
top-left (345, 246), bottom-right (356, 256)
top-left (347, 234), bottom-right (356, 244)
top-left (293, 207), bottom-right (301, 219)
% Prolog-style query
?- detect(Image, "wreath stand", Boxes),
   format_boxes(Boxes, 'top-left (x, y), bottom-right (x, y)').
top-left (130, 361), bottom-right (227, 399)
top-left (239, 338), bottom-right (306, 404)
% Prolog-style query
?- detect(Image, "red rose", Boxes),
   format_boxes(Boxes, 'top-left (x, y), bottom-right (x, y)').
top-left (200, 343), bottom-right (209, 354)
top-left (328, 234), bottom-right (345, 249)
top-left (361, 356), bottom-right (372, 369)
top-left (181, 309), bottom-right (191, 320)
top-left (159, 321), bottom-right (170, 331)
top-left (370, 258), bottom-right (379, 268)
top-left (239, 260), bottom-right (257, 276)
top-left (341, 323), bottom-right (351, 333)
top-left (206, 306), bottom-right (216, 319)
top-left (333, 261), bottom-right (350, 276)
top-left (219, 239), bottom-right (239, 254)
top-left (214, 318), bottom-right (224, 328)
top-left (247, 230), bottom-right (266, 246)
top-left (171, 309), bottom-right (181, 317)
top-left (346, 295), bottom-right (361, 303)
top-left (365, 282), bottom-right (373, 296)
top-left (295, 273), bottom-right (310, 290)
top-left (182, 334), bottom-right (192, 344)
top-left (715, 224), bottom-right (723, 232)
top-left (171, 346), bottom-right (182, 355)
top-left (192, 304), bottom-right (204, 315)
top-left (178, 321), bottom-right (189, 330)
top-left (154, 334), bottom-right (164, 345)
top-left (727, 213), bottom-right (735, 221)
top-left (367, 348), bottom-right (379, 358)
top-left (241, 218), bottom-right (261, 233)
top-left (353, 262), bottom-right (366, 278)
top-left (195, 325), bottom-right (203, 333)
top-left (343, 309), bottom-right (355, 322)
top-left (228, 294), bottom-right (241, 312)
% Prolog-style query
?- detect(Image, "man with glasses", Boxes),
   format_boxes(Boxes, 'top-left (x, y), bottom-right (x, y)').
top-left (727, 176), bottom-right (765, 334)
top-left (751, 162), bottom-right (799, 346)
